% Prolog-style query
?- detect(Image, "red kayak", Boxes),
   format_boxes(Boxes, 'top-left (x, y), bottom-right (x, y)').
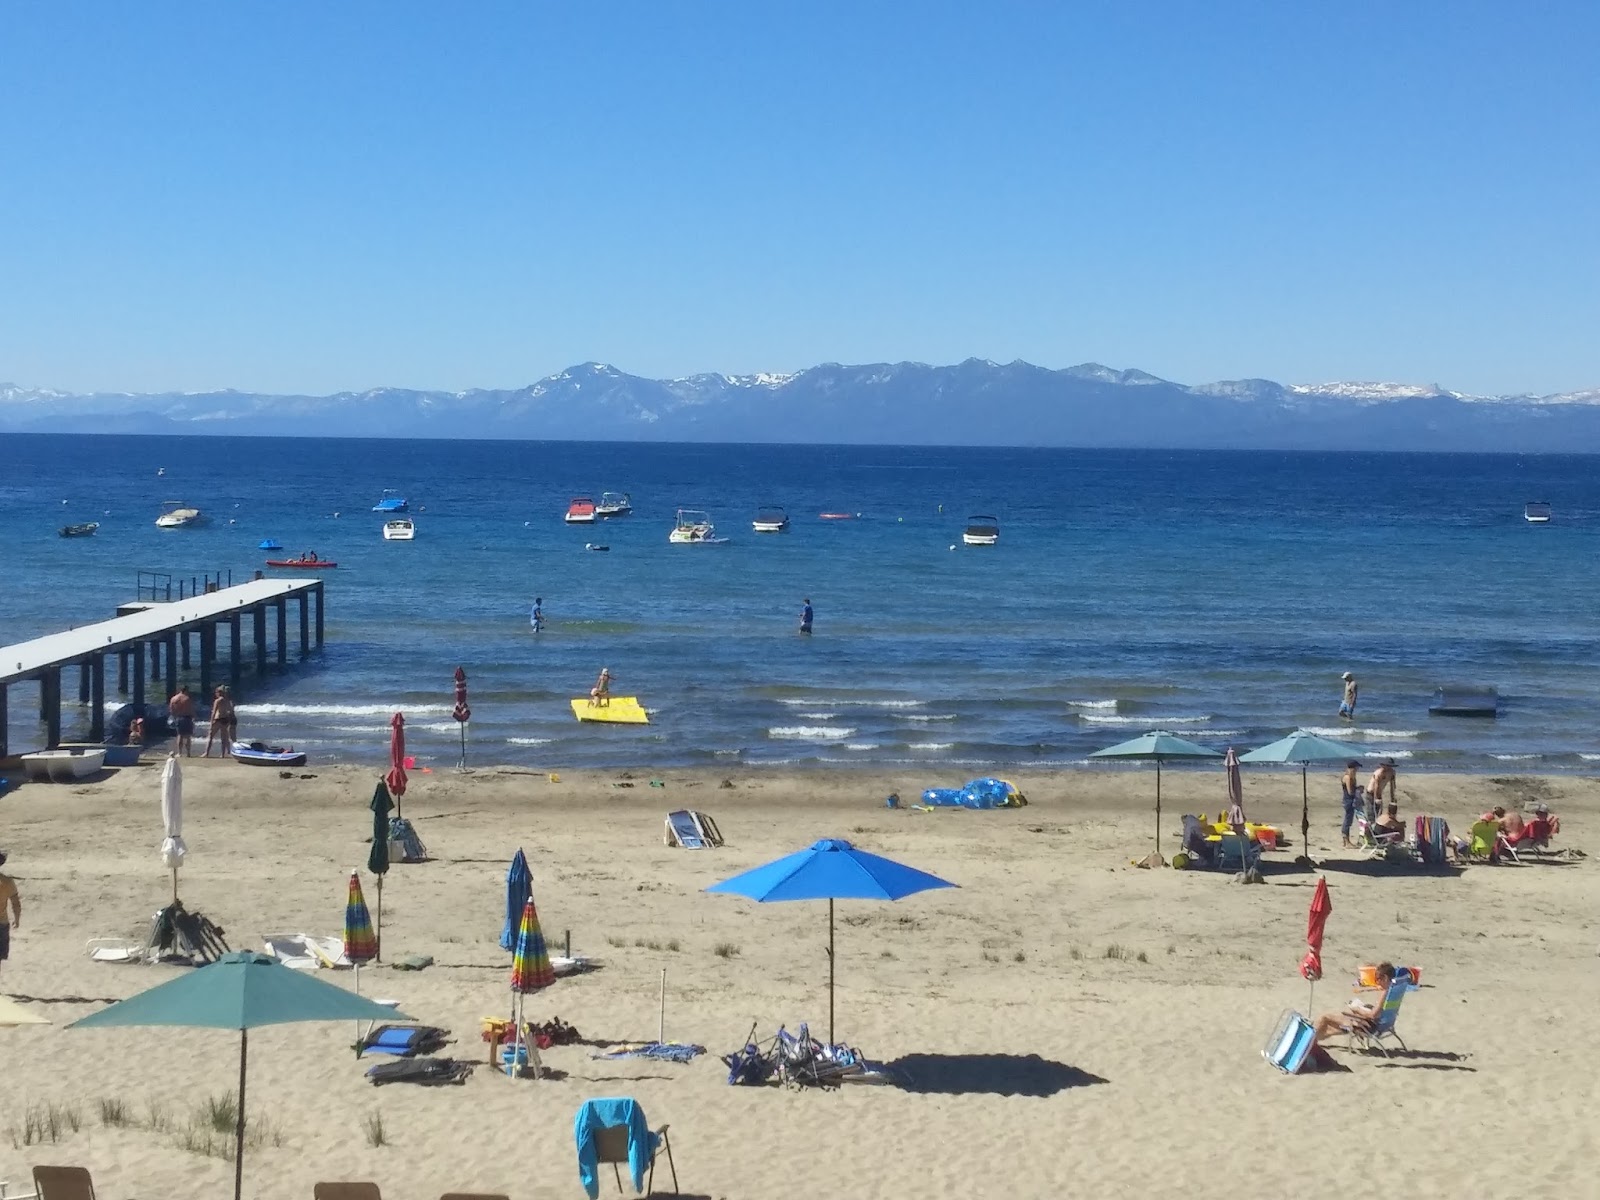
top-left (265, 559), bottom-right (338, 569)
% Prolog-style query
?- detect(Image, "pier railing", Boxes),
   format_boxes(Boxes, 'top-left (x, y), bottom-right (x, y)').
top-left (136, 569), bottom-right (235, 603)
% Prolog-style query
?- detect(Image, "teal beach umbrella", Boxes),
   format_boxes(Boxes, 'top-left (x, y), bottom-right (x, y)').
top-left (1240, 731), bottom-right (1368, 864)
top-left (71, 951), bottom-right (407, 1200)
top-left (1090, 731), bottom-right (1222, 862)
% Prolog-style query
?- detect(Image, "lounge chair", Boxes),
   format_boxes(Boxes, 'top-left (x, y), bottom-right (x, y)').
top-left (1262, 1010), bottom-right (1316, 1074)
top-left (357, 1023), bottom-right (449, 1058)
top-left (1178, 814), bottom-right (1262, 871)
top-left (664, 809), bottom-right (723, 848)
top-left (32, 1165), bottom-right (96, 1199)
top-left (575, 1098), bottom-right (678, 1198)
top-left (1340, 975), bottom-right (1410, 1056)
top-left (313, 1185), bottom-right (382, 1200)
top-left (1468, 817), bottom-right (1513, 864)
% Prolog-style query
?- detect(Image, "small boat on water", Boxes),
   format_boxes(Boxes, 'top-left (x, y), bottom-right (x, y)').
top-left (596, 492), bottom-right (633, 518)
top-left (382, 518), bottom-right (415, 541)
top-left (373, 491), bottom-right (409, 513)
top-left (584, 543), bottom-right (610, 552)
top-left (962, 515), bottom-right (1000, 546)
top-left (21, 747), bottom-right (108, 781)
top-left (155, 502), bottom-right (206, 528)
top-left (753, 505), bottom-right (789, 533)
top-left (669, 509), bottom-right (727, 544)
top-left (565, 497), bottom-right (597, 524)
top-left (232, 741), bottom-right (308, 767)
top-left (259, 539), bottom-right (283, 550)
top-left (1524, 501), bottom-right (1552, 524)
top-left (58, 521), bottom-right (100, 538)
top-left (266, 556), bottom-right (338, 569)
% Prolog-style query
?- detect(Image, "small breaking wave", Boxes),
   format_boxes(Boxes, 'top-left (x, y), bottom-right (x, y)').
top-left (1491, 753), bottom-right (1540, 761)
top-left (897, 713), bottom-right (957, 722)
top-left (1302, 726), bottom-right (1423, 740)
top-left (778, 698), bottom-right (925, 709)
top-left (909, 742), bottom-right (954, 751)
top-left (795, 712), bottom-right (838, 720)
top-left (237, 702), bottom-right (451, 717)
top-left (767, 725), bottom-right (855, 740)
top-left (1067, 699), bottom-right (1118, 711)
top-left (1079, 713), bottom-right (1212, 726)
top-left (506, 737), bottom-right (552, 746)
top-left (845, 742), bottom-right (880, 751)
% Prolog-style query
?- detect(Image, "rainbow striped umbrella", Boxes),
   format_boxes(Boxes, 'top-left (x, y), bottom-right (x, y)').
top-left (511, 898), bottom-right (555, 993)
top-left (344, 872), bottom-right (377, 965)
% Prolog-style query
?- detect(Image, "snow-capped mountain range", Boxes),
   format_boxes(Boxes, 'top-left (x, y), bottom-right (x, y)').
top-left (3, 360), bottom-right (1599, 449)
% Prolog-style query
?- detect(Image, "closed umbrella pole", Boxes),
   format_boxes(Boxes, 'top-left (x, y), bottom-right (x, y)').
top-left (452, 666), bottom-right (471, 771)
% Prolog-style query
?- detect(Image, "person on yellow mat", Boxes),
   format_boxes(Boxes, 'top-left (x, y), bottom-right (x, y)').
top-left (589, 666), bottom-right (613, 707)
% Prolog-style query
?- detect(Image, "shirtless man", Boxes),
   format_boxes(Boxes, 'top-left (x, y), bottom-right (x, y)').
top-left (589, 667), bottom-right (613, 707)
top-left (1339, 671), bottom-right (1358, 720)
top-left (168, 685), bottom-right (196, 757)
top-left (1369, 758), bottom-right (1397, 806)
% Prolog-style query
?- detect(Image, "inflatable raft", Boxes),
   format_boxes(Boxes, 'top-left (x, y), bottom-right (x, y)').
top-left (265, 559), bottom-right (337, 569)
top-left (570, 696), bottom-right (650, 724)
top-left (232, 741), bottom-right (308, 767)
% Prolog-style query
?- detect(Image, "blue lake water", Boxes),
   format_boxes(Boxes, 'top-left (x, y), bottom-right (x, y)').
top-left (4, 434), bottom-right (1598, 774)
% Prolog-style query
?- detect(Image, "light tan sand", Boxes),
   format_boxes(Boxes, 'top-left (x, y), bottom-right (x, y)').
top-left (2, 760), bottom-right (1598, 1199)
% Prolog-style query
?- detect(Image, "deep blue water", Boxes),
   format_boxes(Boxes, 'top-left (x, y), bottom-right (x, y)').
top-left (3, 434), bottom-right (1598, 773)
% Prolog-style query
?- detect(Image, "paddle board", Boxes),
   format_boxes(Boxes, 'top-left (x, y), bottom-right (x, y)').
top-left (570, 696), bottom-right (649, 724)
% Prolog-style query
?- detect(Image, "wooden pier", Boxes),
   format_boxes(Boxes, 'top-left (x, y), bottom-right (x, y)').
top-left (0, 577), bottom-right (325, 757)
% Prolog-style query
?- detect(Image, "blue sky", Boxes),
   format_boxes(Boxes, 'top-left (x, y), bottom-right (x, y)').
top-left (1, 3), bottom-right (1595, 396)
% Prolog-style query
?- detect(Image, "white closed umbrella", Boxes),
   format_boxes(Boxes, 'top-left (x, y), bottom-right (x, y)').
top-left (160, 752), bottom-right (188, 902)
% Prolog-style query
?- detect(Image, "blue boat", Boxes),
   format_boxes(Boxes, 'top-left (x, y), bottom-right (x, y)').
top-left (259, 538), bottom-right (283, 550)
top-left (373, 490), bottom-right (409, 513)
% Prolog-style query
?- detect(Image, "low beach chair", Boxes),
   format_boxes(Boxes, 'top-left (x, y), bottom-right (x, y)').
top-left (1343, 976), bottom-right (1410, 1056)
top-left (313, 1185), bottom-right (382, 1200)
top-left (1468, 818), bottom-right (1513, 864)
top-left (1262, 1010), bottom-right (1316, 1074)
top-left (575, 1098), bottom-right (678, 1198)
top-left (32, 1165), bottom-right (96, 1200)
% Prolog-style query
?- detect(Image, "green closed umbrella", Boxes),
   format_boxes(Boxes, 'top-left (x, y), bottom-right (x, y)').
top-left (368, 781), bottom-right (393, 961)
top-left (1240, 731), bottom-right (1368, 866)
top-left (1090, 731), bottom-right (1222, 864)
top-left (70, 950), bottom-right (407, 1200)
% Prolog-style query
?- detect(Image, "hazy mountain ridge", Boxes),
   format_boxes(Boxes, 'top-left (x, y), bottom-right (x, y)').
top-left (3, 360), bottom-right (1599, 449)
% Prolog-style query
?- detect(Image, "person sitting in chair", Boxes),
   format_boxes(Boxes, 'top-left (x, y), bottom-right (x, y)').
top-left (589, 666), bottom-right (613, 707)
top-left (1373, 803), bottom-right (1404, 838)
top-left (1312, 961), bottom-right (1395, 1045)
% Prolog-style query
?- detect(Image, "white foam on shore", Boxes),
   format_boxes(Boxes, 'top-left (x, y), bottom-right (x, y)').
top-left (506, 737), bottom-right (552, 746)
top-left (1580, 754), bottom-right (1600, 761)
top-left (909, 742), bottom-right (955, 751)
top-left (1302, 726), bottom-right (1423, 740)
top-left (795, 712), bottom-right (838, 720)
top-left (1080, 713), bottom-right (1212, 726)
top-left (767, 725), bottom-right (855, 740)
top-left (897, 713), bottom-right (956, 722)
top-left (1067, 699), bottom-right (1118, 710)
top-left (845, 742), bottom-right (879, 751)
top-left (236, 702), bottom-right (451, 717)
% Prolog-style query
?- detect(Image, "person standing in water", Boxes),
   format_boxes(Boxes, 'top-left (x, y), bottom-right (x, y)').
top-left (530, 596), bottom-right (544, 632)
top-left (799, 597), bottom-right (814, 635)
top-left (1339, 671), bottom-right (1358, 720)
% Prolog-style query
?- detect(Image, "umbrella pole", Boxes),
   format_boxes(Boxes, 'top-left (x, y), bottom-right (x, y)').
top-left (234, 1027), bottom-right (248, 1200)
top-left (459, 722), bottom-right (467, 771)
top-left (172, 868), bottom-right (179, 905)
top-left (374, 875), bottom-right (384, 964)
top-left (828, 898), bottom-right (836, 1047)
top-left (1301, 764), bottom-right (1312, 869)
top-left (658, 967), bottom-right (667, 1045)
top-left (1155, 761), bottom-right (1163, 857)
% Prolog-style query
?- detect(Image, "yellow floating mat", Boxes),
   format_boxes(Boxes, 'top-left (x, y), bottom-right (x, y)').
top-left (570, 696), bottom-right (650, 724)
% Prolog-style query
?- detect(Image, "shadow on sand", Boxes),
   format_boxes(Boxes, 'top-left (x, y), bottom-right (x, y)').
top-left (1374, 1048), bottom-right (1475, 1072)
top-left (889, 1053), bottom-right (1107, 1097)
top-left (1317, 859), bottom-right (1466, 880)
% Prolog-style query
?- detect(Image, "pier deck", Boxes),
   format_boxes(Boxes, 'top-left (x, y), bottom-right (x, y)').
top-left (0, 577), bottom-right (325, 756)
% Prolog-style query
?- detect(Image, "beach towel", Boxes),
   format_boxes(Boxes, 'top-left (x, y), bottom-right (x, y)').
top-left (358, 1024), bottom-right (449, 1058)
top-left (591, 1041), bottom-right (705, 1063)
top-left (365, 1057), bottom-right (473, 1086)
top-left (575, 1097), bottom-right (652, 1198)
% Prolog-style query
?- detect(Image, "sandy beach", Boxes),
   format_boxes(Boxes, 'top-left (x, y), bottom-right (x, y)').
top-left (2, 759), bottom-right (1597, 1199)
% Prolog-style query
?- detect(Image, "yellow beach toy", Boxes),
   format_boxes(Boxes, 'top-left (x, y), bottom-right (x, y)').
top-left (571, 696), bottom-right (650, 724)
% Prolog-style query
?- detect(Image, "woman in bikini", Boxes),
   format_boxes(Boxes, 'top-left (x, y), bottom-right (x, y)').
top-left (204, 685), bottom-right (237, 758)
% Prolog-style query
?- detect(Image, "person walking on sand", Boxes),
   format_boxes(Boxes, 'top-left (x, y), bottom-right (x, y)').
top-left (168, 685), bottom-right (196, 757)
top-left (799, 597), bottom-right (814, 635)
top-left (204, 685), bottom-right (237, 758)
top-left (589, 666), bottom-right (613, 707)
top-left (0, 850), bottom-right (20, 987)
top-left (1339, 671), bottom-right (1359, 720)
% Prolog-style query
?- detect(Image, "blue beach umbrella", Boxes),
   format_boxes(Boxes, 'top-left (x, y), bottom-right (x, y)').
top-left (1090, 731), bottom-right (1222, 861)
top-left (706, 838), bottom-right (956, 1043)
top-left (1240, 731), bottom-right (1369, 862)
top-left (501, 848), bottom-right (533, 952)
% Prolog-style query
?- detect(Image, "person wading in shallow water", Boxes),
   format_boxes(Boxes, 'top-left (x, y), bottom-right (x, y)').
top-left (799, 597), bottom-right (814, 635)
top-left (1340, 671), bottom-right (1359, 720)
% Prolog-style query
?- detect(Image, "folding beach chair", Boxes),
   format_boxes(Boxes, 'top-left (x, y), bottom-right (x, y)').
top-left (576, 1098), bottom-right (678, 1198)
top-left (1262, 1010), bottom-right (1317, 1074)
top-left (314, 1185), bottom-right (382, 1200)
top-left (1343, 976), bottom-right (1410, 1056)
top-left (32, 1165), bottom-right (97, 1200)
top-left (1468, 818), bottom-right (1514, 864)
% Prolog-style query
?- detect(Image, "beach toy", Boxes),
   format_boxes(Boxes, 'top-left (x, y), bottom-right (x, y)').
top-left (549, 773), bottom-right (561, 783)
top-left (403, 755), bottom-right (416, 769)
top-left (1358, 964), bottom-right (1378, 988)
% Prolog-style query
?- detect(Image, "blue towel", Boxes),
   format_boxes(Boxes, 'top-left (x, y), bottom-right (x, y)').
top-left (575, 1097), bottom-right (652, 1199)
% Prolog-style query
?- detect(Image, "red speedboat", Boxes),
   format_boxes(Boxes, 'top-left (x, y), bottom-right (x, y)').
top-left (266, 558), bottom-right (338, 569)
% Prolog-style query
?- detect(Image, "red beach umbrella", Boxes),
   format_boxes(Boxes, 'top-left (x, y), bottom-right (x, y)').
top-left (452, 666), bottom-right (471, 770)
top-left (1301, 876), bottom-right (1332, 1010)
top-left (1223, 746), bottom-right (1245, 830)
top-left (386, 713), bottom-right (408, 818)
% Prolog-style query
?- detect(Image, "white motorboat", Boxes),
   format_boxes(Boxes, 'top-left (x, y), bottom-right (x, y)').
top-left (669, 508), bottom-right (727, 544)
top-left (1524, 501), bottom-right (1552, 524)
top-left (596, 491), bottom-right (633, 518)
top-left (382, 518), bottom-right (416, 541)
top-left (752, 505), bottom-right (790, 533)
top-left (21, 747), bottom-right (108, 781)
top-left (155, 501), bottom-right (206, 528)
top-left (962, 515), bottom-right (1000, 546)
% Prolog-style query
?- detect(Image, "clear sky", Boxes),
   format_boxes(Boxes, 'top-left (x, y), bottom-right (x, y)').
top-left (1, 2), bottom-right (1595, 396)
